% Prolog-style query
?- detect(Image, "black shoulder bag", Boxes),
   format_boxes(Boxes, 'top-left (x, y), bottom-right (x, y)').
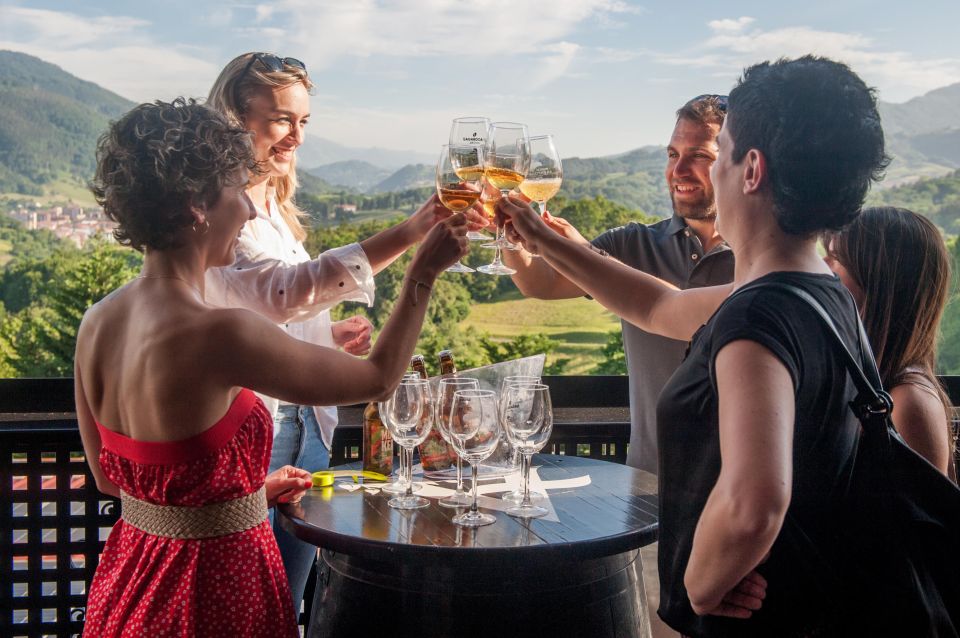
top-left (749, 282), bottom-right (960, 636)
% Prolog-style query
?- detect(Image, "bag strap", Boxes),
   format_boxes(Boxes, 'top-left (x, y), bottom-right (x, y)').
top-left (728, 280), bottom-right (893, 421)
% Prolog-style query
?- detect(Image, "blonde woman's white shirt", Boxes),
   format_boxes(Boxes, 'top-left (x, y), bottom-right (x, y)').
top-left (205, 196), bottom-right (375, 446)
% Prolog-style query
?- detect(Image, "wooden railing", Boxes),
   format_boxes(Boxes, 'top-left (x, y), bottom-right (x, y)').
top-left (0, 376), bottom-right (630, 637)
top-left (3, 375), bottom-right (958, 637)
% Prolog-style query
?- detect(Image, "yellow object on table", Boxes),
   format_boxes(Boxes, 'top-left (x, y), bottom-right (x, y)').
top-left (312, 470), bottom-right (389, 487)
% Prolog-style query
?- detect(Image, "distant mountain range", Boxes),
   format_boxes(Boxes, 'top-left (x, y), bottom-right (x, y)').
top-left (1, 49), bottom-right (959, 218)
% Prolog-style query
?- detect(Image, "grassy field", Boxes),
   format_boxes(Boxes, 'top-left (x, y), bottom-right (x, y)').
top-left (462, 292), bottom-right (622, 374)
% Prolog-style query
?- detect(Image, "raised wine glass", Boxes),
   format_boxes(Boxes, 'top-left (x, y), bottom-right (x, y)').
top-left (477, 122), bottom-right (530, 276)
top-left (437, 145), bottom-right (482, 273)
top-left (518, 135), bottom-right (562, 218)
top-left (501, 383), bottom-right (553, 518)
top-left (382, 373), bottom-right (422, 495)
top-left (449, 116), bottom-right (493, 241)
top-left (435, 377), bottom-right (480, 508)
top-left (383, 377), bottom-right (433, 509)
top-left (448, 389), bottom-right (502, 526)
top-left (498, 376), bottom-right (543, 503)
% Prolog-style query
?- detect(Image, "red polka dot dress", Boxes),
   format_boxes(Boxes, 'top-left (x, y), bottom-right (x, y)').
top-left (83, 389), bottom-right (298, 637)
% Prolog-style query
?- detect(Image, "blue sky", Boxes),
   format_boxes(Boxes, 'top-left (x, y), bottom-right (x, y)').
top-left (2, 0), bottom-right (959, 158)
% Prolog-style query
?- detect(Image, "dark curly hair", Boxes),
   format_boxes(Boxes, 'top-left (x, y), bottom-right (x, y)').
top-left (91, 98), bottom-right (258, 251)
top-left (727, 56), bottom-right (890, 237)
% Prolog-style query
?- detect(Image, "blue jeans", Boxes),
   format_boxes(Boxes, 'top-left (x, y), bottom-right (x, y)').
top-left (268, 404), bottom-right (329, 616)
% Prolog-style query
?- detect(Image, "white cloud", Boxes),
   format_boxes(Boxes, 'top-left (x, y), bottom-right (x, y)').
top-left (252, 0), bottom-right (633, 85)
top-left (0, 6), bottom-right (218, 102)
top-left (662, 18), bottom-right (960, 101)
top-left (707, 17), bottom-right (754, 33)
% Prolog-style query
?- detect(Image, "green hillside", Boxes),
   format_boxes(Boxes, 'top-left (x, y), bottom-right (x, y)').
top-left (0, 51), bottom-right (134, 197)
top-left (867, 169), bottom-right (960, 233)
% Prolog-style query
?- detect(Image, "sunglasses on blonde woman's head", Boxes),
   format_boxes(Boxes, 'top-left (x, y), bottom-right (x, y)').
top-left (239, 53), bottom-right (307, 80)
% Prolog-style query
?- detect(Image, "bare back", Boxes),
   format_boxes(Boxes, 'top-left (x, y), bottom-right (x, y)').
top-left (76, 279), bottom-right (241, 442)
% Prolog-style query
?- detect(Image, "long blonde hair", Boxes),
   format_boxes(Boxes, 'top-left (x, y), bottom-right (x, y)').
top-left (207, 53), bottom-right (313, 242)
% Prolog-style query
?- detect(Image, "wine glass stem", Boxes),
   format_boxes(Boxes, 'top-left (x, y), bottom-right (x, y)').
top-left (538, 200), bottom-right (547, 216)
top-left (399, 446), bottom-right (407, 483)
top-left (456, 455), bottom-right (464, 492)
top-left (521, 451), bottom-right (533, 507)
top-left (470, 462), bottom-right (480, 515)
top-left (404, 445), bottom-right (414, 498)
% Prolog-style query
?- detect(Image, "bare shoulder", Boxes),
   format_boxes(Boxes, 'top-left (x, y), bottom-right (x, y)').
top-left (890, 383), bottom-right (947, 432)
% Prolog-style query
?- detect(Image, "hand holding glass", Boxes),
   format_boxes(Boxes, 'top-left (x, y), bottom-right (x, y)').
top-left (449, 116), bottom-right (494, 241)
top-left (436, 145), bottom-right (482, 273)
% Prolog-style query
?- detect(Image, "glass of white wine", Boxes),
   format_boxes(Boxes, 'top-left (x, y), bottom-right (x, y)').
top-left (449, 116), bottom-right (493, 241)
top-left (478, 122), bottom-right (530, 276)
top-left (518, 135), bottom-right (563, 217)
top-left (437, 145), bottom-right (483, 273)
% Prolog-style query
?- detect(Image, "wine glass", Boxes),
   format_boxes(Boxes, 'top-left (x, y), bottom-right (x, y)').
top-left (449, 116), bottom-right (493, 241)
top-left (518, 135), bottom-right (562, 217)
top-left (383, 378), bottom-right (433, 509)
top-left (501, 384), bottom-right (553, 518)
top-left (435, 377), bottom-right (480, 508)
top-left (477, 122), bottom-right (530, 276)
top-left (448, 389), bottom-right (502, 526)
top-left (498, 376), bottom-right (543, 503)
top-left (437, 145), bottom-right (482, 273)
top-left (382, 373), bottom-right (422, 494)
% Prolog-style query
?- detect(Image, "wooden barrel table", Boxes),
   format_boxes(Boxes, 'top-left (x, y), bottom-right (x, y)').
top-left (278, 454), bottom-right (659, 638)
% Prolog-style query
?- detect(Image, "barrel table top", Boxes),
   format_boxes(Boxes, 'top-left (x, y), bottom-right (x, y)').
top-left (278, 454), bottom-right (658, 566)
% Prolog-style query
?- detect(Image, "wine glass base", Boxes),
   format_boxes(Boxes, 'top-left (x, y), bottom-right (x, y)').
top-left (444, 262), bottom-right (475, 273)
top-left (438, 491), bottom-right (472, 508)
top-left (477, 263), bottom-right (516, 276)
top-left (382, 481), bottom-right (423, 494)
top-left (506, 503), bottom-right (549, 518)
top-left (388, 495), bottom-right (430, 510)
top-left (453, 510), bottom-right (497, 527)
top-left (467, 230), bottom-right (493, 241)
top-left (500, 489), bottom-right (545, 503)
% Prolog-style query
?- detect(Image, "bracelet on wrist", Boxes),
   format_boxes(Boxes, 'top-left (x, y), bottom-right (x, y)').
top-left (407, 276), bottom-right (432, 306)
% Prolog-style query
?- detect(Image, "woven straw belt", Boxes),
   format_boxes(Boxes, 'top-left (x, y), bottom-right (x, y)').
top-left (120, 487), bottom-right (268, 539)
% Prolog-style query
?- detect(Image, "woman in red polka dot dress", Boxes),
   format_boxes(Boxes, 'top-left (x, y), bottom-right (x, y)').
top-left (74, 99), bottom-right (469, 636)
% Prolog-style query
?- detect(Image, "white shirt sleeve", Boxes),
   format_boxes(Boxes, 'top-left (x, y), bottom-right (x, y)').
top-left (205, 240), bottom-right (375, 324)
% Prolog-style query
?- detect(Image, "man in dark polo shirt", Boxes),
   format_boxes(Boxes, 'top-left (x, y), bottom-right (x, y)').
top-left (504, 95), bottom-right (734, 475)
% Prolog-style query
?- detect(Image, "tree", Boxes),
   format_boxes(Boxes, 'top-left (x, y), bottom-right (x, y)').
top-left (592, 330), bottom-right (627, 375)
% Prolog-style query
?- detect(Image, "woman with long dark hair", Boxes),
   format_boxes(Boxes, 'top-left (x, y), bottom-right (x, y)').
top-left (824, 206), bottom-right (956, 479)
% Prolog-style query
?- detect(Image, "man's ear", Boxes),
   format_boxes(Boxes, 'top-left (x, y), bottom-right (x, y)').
top-left (742, 149), bottom-right (767, 195)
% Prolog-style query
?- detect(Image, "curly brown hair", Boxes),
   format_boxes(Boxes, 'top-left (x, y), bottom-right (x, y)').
top-left (91, 97), bottom-right (258, 252)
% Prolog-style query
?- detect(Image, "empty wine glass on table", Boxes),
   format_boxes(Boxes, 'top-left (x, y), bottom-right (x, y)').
top-left (437, 145), bottom-right (483, 273)
top-left (501, 383), bottom-right (553, 518)
top-left (518, 135), bottom-right (563, 218)
top-left (498, 376), bottom-right (543, 503)
top-left (382, 373), bottom-right (422, 495)
top-left (382, 377), bottom-right (433, 509)
top-left (435, 377), bottom-right (480, 508)
top-left (448, 389), bottom-right (502, 526)
top-left (478, 122), bottom-right (530, 276)
top-left (449, 116), bottom-right (493, 241)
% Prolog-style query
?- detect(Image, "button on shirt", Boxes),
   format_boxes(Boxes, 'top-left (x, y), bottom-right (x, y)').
top-left (205, 196), bottom-right (376, 447)
top-left (592, 215), bottom-right (734, 474)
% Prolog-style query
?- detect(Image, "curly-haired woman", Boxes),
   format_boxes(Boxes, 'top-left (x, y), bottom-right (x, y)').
top-left (76, 98), bottom-right (468, 637)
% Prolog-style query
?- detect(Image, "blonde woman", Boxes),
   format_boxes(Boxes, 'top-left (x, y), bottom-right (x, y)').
top-left (204, 52), bottom-right (485, 610)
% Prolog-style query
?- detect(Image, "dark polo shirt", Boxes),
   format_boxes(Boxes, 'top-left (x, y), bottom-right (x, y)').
top-left (592, 215), bottom-right (734, 474)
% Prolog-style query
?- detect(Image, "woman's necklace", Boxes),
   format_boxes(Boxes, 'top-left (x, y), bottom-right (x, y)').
top-left (136, 274), bottom-right (202, 297)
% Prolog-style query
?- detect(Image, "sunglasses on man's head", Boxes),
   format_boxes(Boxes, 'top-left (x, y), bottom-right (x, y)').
top-left (240, 53), bottom-right (307, 79)
top-left (687, 94), bottom-right (728, 112)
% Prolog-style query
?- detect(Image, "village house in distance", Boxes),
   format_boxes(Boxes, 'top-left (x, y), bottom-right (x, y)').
top-left (6, 202), bottom-right (116, 247)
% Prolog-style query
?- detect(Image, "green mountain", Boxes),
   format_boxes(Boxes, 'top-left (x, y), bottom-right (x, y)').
top-left (866, 169), bottom-right (960, 233)
top-left (879, 82), bottom-right (960, 185)
top-left (373, 163), bottom-right (433, 192)
top-left (306, 160), bottom-right (391, 192)
top-left (560, 146), bottom-right (671, 218)
top-left (0, 50), bottom-right (134, 197)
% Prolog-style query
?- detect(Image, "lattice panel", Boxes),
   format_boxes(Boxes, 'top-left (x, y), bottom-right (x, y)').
top-left (1, 436), bottom-right (119, 638)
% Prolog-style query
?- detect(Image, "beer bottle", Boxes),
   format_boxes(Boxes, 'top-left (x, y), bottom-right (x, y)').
top-left (362, 400), bottom-right (393, 475)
